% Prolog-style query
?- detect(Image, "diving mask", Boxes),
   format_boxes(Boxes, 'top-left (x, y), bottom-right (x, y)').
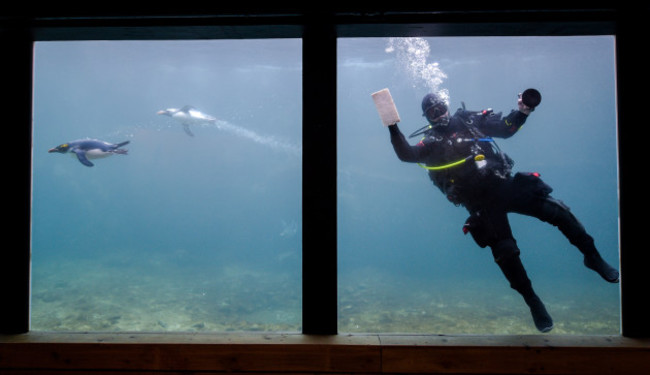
top-left (424, 104), bottom-right (450, 126)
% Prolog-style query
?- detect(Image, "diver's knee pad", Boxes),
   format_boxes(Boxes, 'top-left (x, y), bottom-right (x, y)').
top-left (491, 238), bottom-right (520, 264)
top-left (539, 197), bottom-right (590, 245)
top-left (539, 197), bottom-right (578, 225)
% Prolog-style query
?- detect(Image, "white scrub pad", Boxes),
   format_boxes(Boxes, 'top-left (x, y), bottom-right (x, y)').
top-left (371, 88), bottom-right (401, 126)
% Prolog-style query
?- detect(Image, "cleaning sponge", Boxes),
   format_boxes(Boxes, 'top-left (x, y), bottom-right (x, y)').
top-left (371, 88), bottom-right (401, 126)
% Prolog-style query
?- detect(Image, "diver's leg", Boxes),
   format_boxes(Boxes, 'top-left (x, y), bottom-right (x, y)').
top-left (491, 237), bottom-right (554, 333)
top-left (506, 173), bottom-right (619, 282)
top-left (467, 206), bottom-right (553, 332)
top-left (534, 197), bottom-right (619, 283)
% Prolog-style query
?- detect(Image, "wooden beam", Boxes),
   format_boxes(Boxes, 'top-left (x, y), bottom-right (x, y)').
top-left (1, 333), bottom-right (649, 374)
top-left (380, 335), bottom-right (650, 374)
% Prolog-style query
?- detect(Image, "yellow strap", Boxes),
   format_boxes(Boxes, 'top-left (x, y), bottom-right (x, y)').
top-left (417, 154), bottom-right (484, 171)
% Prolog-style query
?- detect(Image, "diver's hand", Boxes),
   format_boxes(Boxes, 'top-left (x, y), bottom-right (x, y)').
top-left (517, 97), bottom-right (532, 115)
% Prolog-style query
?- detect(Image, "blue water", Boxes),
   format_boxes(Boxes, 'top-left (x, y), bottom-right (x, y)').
top-left (31, 40), bottom-right (303, 332)
top-left (30, 36), bottom-right (619, 334)
top-left (337, 37), bottom-right (619, 334)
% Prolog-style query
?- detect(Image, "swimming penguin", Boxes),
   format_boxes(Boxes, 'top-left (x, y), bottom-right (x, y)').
top-left (157, 105), bottom-right (217, 137)
top-left (48, 139), bottom-right (130, 167)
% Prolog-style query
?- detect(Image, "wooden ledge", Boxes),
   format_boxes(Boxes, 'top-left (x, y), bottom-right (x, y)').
top-left (1, 332), bottom-right (649, 374)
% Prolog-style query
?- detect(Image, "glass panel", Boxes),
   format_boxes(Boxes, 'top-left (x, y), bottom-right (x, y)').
top-left (338, 36), bottom-right (619, 334)
top-left (31, 39), bottom-right (302, 332)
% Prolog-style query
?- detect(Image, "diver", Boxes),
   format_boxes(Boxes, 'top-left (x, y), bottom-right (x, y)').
top-left (385, 89), bottom-right (619, 332)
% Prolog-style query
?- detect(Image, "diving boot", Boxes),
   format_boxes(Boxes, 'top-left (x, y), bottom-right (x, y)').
top-left (584, 253), bottom-right (619, 283)
top-left (524, 293), bottom-right (554, 333)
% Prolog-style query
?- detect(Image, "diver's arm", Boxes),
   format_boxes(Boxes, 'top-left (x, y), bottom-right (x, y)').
top-left (388, 124), bottom-right (424, 162)
top-left (479, 94), bottom-right (535, 138)
top-left (479, 109), bottom-right (528, 139)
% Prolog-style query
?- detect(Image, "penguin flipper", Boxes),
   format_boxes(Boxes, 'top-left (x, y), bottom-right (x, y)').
top-left (73, 150), bottom-right (94, 167)
top-left (183, 123), bottom-right (194, 137)
top-left (180, 105), bottom-right (195, 113)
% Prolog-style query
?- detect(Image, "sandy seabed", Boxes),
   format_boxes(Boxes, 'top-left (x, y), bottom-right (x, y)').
top-left (30, 258), bottom-right (619, 335)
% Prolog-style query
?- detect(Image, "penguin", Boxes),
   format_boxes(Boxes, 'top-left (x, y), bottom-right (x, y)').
top-left (48, 139), bottom-right (130, 167)
top-left (157, 105), bottom-right (217, 137)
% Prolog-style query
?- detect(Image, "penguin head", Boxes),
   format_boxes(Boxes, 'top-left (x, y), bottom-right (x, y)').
top-left (156, 109), bottom-right (176, 117)
top-left (48, 143), bottom-right (70, 153)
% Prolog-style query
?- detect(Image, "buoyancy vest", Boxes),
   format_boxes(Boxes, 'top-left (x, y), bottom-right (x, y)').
top-left (418, 108), bottom-right (514, 204)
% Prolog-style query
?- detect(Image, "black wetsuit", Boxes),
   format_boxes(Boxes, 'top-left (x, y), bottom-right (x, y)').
top-left (388, 107), bottom-right (618, 332)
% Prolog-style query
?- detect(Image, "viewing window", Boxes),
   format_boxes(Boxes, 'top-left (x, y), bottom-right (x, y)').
top-left (27, 34), bottom-right (622, 336)
top-left (31, 39), bottom-right (302, 332)
top-left (337, 36), bottom-right (620, 334)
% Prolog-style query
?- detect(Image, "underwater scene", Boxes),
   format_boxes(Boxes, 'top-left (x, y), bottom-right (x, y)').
top-left (337, 36), bottom-right (619, 334)
top-left (31, 36), bottom-right (619, 335)
top-left (31, 40), bottom-right (303, 332)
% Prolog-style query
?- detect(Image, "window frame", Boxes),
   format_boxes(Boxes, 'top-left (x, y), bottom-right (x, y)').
top-left (1, 6), bottom-right (648, 364)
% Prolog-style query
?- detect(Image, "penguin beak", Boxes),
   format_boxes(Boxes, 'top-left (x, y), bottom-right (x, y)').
top-left (48, 147), bottom-right (58, 153)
